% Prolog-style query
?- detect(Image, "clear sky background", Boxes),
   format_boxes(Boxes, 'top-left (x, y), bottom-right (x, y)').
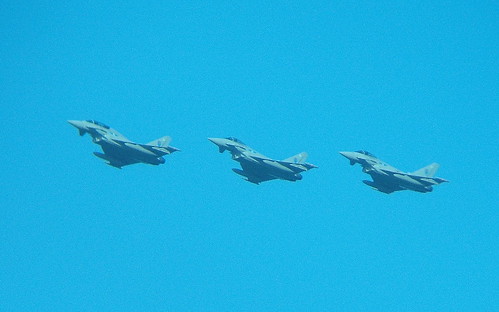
top-left (1, 1), bottom-right (497, 311)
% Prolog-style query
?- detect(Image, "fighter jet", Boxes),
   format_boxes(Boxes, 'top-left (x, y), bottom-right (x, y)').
top-left (208, 137), bottom-right (317, 184)
top-left (339, 150), bottom-right (448, 194)
top-left (68, 120), bottom-right (179, 168)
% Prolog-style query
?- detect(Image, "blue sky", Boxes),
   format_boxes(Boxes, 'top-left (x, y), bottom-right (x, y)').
top-left (1, 1), bottom-right (497, 311)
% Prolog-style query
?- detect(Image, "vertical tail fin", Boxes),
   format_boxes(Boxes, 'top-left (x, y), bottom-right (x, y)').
top-left (147, 136), bottom-right (172, 147)
top-left (283, 152), bottom-right (308, 163)
top-left (412, 163), bottom-right (440, 177)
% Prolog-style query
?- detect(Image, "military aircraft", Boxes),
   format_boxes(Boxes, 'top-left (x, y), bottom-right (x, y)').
top-left (208, 137), bottom-right (317, 184)
top-left (68, 120), bottom-right (179, 168)
top-left (339, 150), bottom-right (448, 194)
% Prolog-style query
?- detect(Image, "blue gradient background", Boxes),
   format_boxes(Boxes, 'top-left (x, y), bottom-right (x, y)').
top-left (1, 2), bottom-right (497, 311)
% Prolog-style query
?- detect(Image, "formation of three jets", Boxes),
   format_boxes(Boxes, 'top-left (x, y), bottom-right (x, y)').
top-left (68, 120), bottom-right (448, 193)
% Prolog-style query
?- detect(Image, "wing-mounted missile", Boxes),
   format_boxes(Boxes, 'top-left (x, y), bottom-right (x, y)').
top-left (232, 169), bottom-right (262, 184)
top-left (232, 168), bottom-right (249, 177)
top-left (362, 180), bottom-right (396, 194)
top-left (93, 152), bottom-right (123, 169)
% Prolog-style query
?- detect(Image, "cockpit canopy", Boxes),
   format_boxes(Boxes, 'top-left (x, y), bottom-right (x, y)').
top-left (226, 137), bottom-right (245, 145)
top-left (86, 120), bottom-right (110, 129)
top-left (355, 150), bottom-right (376, 157)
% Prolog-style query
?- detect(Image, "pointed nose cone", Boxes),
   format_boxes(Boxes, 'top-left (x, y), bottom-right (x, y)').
top-left (208, 137), bottom-right (224, 146)
top-left (339, 151), bottom-right (358, 165)
top-left (68, 120), bottom-right (88, 136)
top-left (67, 120), bottom-right (84, 129)
top-left (339, 151), bottom-right (355, 160)
top-left (208, 138), bottom-right (228, 153)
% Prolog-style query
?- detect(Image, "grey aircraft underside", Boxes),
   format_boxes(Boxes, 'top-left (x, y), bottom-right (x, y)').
top-left (68, 120), bottom-right (179, 168)
top-left (208, 137), bottom-right (317, 184)
top-left (339, 150), bottom-right (448, 194)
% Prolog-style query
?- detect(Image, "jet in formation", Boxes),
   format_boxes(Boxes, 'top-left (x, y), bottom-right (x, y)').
top-left (68, 120), bottom-right (179, 168)
top-left (208, 137), bottom-right (317, 184)
top-left (339, 150), bottom-right (448, 194)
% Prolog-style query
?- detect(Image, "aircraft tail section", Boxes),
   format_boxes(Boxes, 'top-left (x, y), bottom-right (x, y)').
top-left (412, 163), bottom-right (440, 177)
top-left (283, 152), bottom-right (308, 164)
top-left (147, 136), bottom-right (172, 147)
